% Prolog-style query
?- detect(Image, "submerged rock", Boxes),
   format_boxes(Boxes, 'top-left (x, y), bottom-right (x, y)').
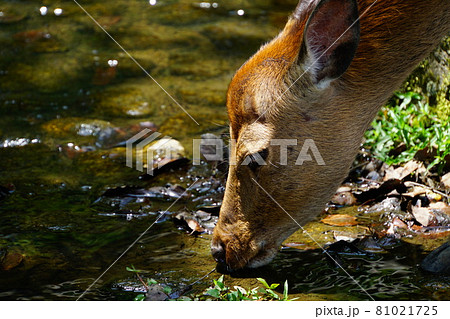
top-left (421, 241), bottom-right (450, 275)
top-left (42, 118), bottom-right (113, 140)
top-left (95, 87), bottom-right (153, 117)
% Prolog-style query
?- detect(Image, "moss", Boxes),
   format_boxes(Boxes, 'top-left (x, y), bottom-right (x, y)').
top-left (402, 36), bottom-right (450, 122)
top-left (201, 20), bottom-right (278, 56)
top-left (42, 117), bottom-right (112, 138)
top-left (94, 86), bottom-right (155, 118)
top-left (2, 55), bottom-right (89, 93)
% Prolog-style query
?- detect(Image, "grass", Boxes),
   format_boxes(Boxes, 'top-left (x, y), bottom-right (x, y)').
top-left (364, 92), bottom-right (450, 172)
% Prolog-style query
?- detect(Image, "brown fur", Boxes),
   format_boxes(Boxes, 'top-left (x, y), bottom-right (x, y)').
top-left (212, 0), bottom-right (450, 270)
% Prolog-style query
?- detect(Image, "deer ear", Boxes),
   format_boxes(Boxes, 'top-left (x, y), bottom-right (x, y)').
top-left (298, 0), bottom-right (360, 88)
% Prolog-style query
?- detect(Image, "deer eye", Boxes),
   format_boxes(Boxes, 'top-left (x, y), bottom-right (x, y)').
top-left (244, 148), bottom-right (269, 171)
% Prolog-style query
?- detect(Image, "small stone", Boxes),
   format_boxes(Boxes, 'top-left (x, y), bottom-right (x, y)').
top-left (145, 285), bottom-right (169, 301)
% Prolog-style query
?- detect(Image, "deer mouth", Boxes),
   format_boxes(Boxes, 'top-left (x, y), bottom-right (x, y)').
top-left (211, 236), bottom-right (278, 271)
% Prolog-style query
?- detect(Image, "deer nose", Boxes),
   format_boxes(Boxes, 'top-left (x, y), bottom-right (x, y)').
top-left (211, 242), bottom-right (226, 264)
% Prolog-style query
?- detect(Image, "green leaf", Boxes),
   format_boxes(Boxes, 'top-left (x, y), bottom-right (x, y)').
top-left (147, 278), bottom-right (158, 285)
top-left (269, 283), bottom-right (280, 289)
top-left (162, 286), bottom-right (172, 295)
top-left (257, 278), bottom-right (270, 289)
top-left (283, 280), bottom-right (289, 301)
top-left (266, 289), bottom-right (280, 300)
top-left (234, 286), bottom-right (247, 295)
top-left (134, 294), bottom-right (145, 301)
top-left (214, 280), bottom-right (225, 290)
top-left (206, 288), bottom-right (221, 299)
top-left (126, 266), bottom-right (141, 273)
top-left (176, 296), bottom-right (192, 301)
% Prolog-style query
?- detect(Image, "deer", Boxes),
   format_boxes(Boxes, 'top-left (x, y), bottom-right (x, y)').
top-left (211, 0), bottom-right (450, 270)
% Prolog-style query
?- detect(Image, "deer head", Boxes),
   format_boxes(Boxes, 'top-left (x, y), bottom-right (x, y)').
top-left (211, 0), bottom-right (449, 270)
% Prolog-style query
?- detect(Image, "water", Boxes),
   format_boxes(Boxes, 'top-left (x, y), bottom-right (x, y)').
top-left (0, 0), bottom-right (448, 300)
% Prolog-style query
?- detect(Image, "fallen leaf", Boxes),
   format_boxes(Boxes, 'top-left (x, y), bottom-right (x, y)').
top-left (321, 214), bottom-right (358, 226)
top-left (412, 205), bottom-right (434, 227)
top-left (1, 252), bottom-right (23, 271)
top-left (402, 185), bottom-right (428, 197)
top-left (92, 66), bottom-right (117, 86)
top-left (442, 172), bottom-right (450, 190)
top-left (332, 231), bottom-right (360, 242)
top-left (416, 229), bottom-right (450, 239)
top-left (383, 161), bottom-right (421, 181)
top-left (186, 219), bottom-right (205, 233)
top-left (392, 217), bottom-right (408, 229)
top-left (429, 202), bottom-right (450, 216)
top-left (283, 242), bottom-right (317, 250)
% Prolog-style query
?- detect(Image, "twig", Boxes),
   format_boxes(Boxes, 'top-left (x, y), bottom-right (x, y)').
top-left (405, 181), bottom-right (450, 200)
top-left (135, 272), bottom-right (149, 290)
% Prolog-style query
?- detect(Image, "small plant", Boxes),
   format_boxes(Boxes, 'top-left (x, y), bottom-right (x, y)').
top-left (364, 92), bottom-right (449, 172)
top-left (126, 266), bottom-right (172, 301)
top-left (127, 266), bottom-right (292, 301)
top-left (202, 276), bottom-right (290, 301)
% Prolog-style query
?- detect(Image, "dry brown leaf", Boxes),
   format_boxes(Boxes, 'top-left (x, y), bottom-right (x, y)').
top-left (321, 214), bottom-right (358, 226)
top-left (332, 231), bottom-right (360, 242)
top-left (412, 205), bottom-right (434, 226)
top-left (402, 185), bottom-right (428, 197)
top-left (442, 172), bottom-right (450, 189)
top-left (429, 202), bottom-right (450, 216)
top-left (186, 219), bottom-right (204, 233)
top-left (392, 217), bottom-right (408, 229)
top-left (1, 252), bottom-right (23, 271)
top-left (283, 242), bottom-right (317, 250)
top-left (384, 161), bottom-right (421, 181)
top-left (416, 230), bottom-right (450, 239)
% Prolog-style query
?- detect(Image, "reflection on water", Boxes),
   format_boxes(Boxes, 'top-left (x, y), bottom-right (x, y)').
top-left (0, 0), bottom-right (448, 300)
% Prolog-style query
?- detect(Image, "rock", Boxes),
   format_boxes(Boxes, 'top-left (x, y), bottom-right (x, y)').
top-left (147, 138), bottom-right (185, 159)
top-left (94, 86), bottom-right (154, 118)
top-left (331, 192), bottom-right (356, 206)
top-left (42, 118), bottom-right (113, 140)
top-left (403, 36), bottom-right (450, 120)
top-left (365, 197), bottom-right (401, 214)
top-left (198, 133), bottom-right (229, 172)
top-left (421, 242), bottom-right (450, 275)
top-left (145, 285), bottom-right (169, 301)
